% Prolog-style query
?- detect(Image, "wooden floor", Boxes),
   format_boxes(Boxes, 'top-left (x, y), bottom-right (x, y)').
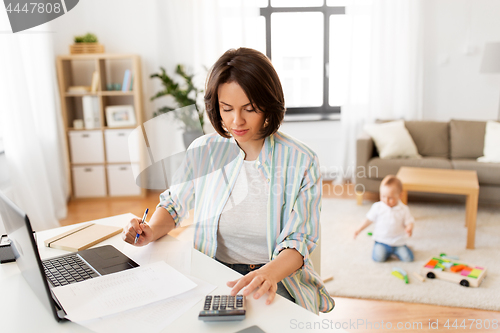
top-left (59, 182), bottom-right (500, 332)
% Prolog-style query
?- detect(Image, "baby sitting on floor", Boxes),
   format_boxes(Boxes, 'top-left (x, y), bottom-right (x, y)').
top-left (354, 175), bottom-right (414, 262)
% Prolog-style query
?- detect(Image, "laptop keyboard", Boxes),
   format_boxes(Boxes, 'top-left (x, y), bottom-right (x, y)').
top-left (43, 254), bottom-right (99, 287)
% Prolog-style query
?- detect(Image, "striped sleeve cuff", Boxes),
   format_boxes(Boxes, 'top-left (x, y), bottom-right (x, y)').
top-left (157, 191), bottom-right (181, 227)
top-left (273, 237), bottom-right (312, 262)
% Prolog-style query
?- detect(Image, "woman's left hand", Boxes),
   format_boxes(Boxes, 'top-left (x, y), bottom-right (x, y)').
top-left (226, 266), bottom-right (278, 305)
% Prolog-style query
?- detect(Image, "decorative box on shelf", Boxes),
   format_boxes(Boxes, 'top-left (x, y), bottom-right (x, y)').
top-left (69, 43), bottom-right (105, 54)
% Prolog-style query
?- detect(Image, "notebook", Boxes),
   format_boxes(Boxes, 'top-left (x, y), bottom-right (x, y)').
top-left (44, 223), bottom-right (122, 252)
top-left (0, 190), bottom-right (139, 322)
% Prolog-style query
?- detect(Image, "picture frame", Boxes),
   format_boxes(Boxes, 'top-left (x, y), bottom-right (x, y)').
top-left (105, 105), bottom-right (136, 128)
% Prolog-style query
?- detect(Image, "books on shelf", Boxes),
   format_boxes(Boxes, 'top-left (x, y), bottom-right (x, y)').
top-left (122, 69), bottom-right (131, 92)
top-left (68, 86), bottom-right (91, 93)
top-left (90, 71), bottom-right (99, 93)
top-left (82, 96), bottom-right (100, 129)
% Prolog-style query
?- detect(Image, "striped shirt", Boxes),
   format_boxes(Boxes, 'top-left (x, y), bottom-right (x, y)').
top-left (158, 131), bottom-right (335, 314)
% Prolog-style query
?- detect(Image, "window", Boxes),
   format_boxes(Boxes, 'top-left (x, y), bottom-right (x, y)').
top-left (260, 0), bottom-right (347, 117)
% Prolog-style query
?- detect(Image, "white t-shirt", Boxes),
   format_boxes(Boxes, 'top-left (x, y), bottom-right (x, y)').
top-left (216, 159), bottom-right (270, 264)
top-left (366, 201), bottom-right (414, 246)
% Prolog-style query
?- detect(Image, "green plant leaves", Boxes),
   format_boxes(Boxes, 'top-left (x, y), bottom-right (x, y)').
top-left (150, 65), bottom-right (205, 132)
top-left (74, 32), bottom-right (98, 43)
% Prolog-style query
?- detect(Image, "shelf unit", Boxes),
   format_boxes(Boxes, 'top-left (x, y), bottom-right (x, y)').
top-left (56, 53), bottom-right (146, 199)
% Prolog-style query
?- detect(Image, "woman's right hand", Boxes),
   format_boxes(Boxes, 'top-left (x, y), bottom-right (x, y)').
top-left (122, 217), bottom-right (154, 246)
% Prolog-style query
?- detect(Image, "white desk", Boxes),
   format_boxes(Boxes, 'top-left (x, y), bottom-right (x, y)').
top-left (0, 213), bottom-right (345, 333)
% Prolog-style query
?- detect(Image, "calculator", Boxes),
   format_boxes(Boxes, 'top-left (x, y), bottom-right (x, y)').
top-left (198, 294), bottom-right (246, 321)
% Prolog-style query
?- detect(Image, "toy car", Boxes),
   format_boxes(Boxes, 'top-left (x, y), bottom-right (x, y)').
top-left (421, 256), bottom-right (487, 287)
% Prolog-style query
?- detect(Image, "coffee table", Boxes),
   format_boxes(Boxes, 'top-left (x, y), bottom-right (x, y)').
top-left (396, 167), bottom-right (479, 249)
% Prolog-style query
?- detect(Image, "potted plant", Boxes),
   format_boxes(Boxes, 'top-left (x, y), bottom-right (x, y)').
top-left (70, 33), bottom-right (104, 54)
top-left (150, 65), bottom-right (205, 148)
top-left (74, 32), bottom-right (98, 43)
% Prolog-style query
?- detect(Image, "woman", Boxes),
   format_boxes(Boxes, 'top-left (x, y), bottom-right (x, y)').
top-left (122, 48), bottom-right (334, 314)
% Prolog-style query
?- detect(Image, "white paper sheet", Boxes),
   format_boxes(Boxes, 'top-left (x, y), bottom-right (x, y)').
top-left (77, 276), bottom-right (216, 333)
top-left (123, 239), bottom-right (192, 275)
top-left (52, 261), bottom-right (197, 322)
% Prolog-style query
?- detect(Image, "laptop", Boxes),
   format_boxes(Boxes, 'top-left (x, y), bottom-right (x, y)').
top-left (0, 190), bottom-right (139, 322)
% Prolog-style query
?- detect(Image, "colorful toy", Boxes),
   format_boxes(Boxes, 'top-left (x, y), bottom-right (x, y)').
top-left (440, 253), bottom-right (459, 260)
top-left (442, 262), bottom-right (453, 269)
top-left (421, 256), bottom-right (487, 287)
top-left (391, 267), bottom-right (409, 284)
top-left (392, 270), bottom-right (404, 280)
top-left (450, 264), bottom-right (465, 273)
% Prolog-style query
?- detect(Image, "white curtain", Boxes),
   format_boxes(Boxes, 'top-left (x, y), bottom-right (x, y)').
top-left (157, 0), bottom-right (262, 78)
top-left (0, 22), bottom-right (69, 231)
top-left (339, 0), bottom-right (423, 182)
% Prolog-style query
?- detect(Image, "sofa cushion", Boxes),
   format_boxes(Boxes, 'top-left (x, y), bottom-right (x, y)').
top-left (404, 121), bottom-right (449, 158)
top-left (478, 120), bottom-right (500, 163)
top-left (364, 120), bottom-right (420, 159)
top-left (452, 159), bottom-right (500, 186)
top-left (450, 119), bottom-right (486, 159)
top-left (367, 157), bottom-right (453, 179)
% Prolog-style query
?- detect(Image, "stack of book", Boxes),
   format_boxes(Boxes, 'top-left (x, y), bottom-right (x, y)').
top-left (122, 69), bottom-right (134, 92)
top-left (82, 96), bottom-right (100, 129)
top-left (91, 71), bottom-right (99, 92)
top-left (68, 86), bottom-right (91, 93)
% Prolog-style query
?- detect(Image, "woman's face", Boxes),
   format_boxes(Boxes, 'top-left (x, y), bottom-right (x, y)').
top-left (218, 81), bottom-right (266, 144)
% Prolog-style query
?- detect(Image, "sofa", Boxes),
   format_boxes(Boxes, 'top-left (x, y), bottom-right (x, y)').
top-left (356, 119), bottom-right (500, 205)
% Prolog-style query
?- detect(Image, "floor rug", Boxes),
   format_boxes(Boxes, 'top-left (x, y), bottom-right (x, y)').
top-left (320, 199), bottom-right (500, 311)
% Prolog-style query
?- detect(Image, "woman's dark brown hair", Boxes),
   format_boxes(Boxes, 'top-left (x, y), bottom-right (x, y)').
top-left (204, 47), bottom-right (285, 139)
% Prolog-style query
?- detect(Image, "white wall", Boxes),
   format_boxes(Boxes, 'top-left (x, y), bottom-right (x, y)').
top-left (422, 0), bottom-right (500, 121)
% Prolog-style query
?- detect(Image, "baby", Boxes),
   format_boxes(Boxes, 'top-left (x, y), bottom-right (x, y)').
top-left (354, 175), bottom-right (414, 262)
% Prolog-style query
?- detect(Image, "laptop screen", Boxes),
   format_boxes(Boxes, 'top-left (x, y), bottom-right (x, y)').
top-left (0, 191), bottom-right (60, 320)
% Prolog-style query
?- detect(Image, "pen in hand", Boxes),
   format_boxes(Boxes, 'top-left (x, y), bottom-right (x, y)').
top-left (134, 208), bottom-right (149, 245)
